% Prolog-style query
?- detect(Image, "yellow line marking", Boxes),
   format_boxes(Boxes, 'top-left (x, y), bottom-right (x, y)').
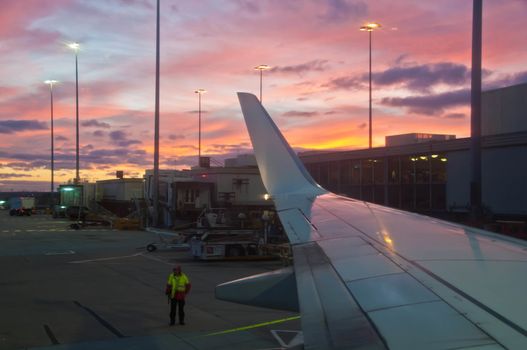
top-left (206, 315), bottom-right (300, 336)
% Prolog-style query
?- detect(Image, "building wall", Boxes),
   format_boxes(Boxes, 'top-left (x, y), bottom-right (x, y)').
top-left (214, 172), bottom-right (268, 206)
top-left (59, 183), bottom-right (96, 209)
top-left (445, 151), bottom-right (470, 211)
top-left (482, 146), bottom-right (527, 215)
top-left (83, 183), bottom-right (97, 209)
top-left (482, 83), bottom-right (527, 136)
top-left (97, 180), bottom-right (144, 201)
top-left (124, 181), bottom-right (144, 200)
top-left (445, 146), bottom-right (527, 216)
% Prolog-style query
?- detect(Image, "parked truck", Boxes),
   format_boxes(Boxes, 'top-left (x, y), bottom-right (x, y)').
top-left (8, 197), bottom-right (35, 216)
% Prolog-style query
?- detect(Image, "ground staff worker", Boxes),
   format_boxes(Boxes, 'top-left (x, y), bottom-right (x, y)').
top-left (165, 265), bottom-right (191, 326)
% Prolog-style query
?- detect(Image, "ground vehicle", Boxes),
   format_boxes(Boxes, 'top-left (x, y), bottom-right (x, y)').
top-left (190, 230), bottom-right (261, 260)
top-left (8, 197), bottom-right (35, 216)
top-left (145, 230), bottom-right (191, 252)
top-left (196, 208), bottom-right (229, 228)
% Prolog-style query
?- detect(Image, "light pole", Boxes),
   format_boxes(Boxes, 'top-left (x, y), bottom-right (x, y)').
top-left (360, 22), bottom-right (381, 149)
top-left (44, 80), bottom-right (58, 194)
top-left (194, 89), bottom-right (206, 165)
top-left (470, 0), bottom-right (483, 219)
top-left (68, 42), bottom-right (80, 182)
top-left (153, 0), bottom-right (161, 227)
top-left (254, 64), bottom-right (270, 102)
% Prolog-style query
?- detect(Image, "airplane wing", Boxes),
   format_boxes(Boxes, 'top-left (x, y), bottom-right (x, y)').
top-left (216, 92), bottom-right (527, 350)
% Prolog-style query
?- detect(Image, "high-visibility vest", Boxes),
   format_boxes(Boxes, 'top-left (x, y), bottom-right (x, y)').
top-left (167, 273), bottom-right (190, 298)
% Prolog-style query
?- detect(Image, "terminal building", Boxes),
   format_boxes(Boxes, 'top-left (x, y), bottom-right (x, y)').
top-left (299, 83), bottom-right (527, 218)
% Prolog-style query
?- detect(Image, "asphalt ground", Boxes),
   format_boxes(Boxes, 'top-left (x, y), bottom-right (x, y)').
top-left (0, 210), bottom-right (300, 350)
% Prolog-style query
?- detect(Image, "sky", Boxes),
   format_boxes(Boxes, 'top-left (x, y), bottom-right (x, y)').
top-left (1, 0), bottom-right (526, 192)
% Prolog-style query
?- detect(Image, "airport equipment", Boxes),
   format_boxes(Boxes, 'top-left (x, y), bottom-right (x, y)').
top-left (54, 185), bottom-right (83, 218)
top-left (196, 208), bottom-right (229, 228)
top-left (190, 230), bottom-right (261, 260)
top-left (54, 184), bottom-right (96, 219)
top-left (8, 197), bottom-right (35, 216)
top-left (146, 231), bottom-right (190, 252)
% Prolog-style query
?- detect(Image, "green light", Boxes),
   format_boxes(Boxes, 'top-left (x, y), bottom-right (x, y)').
top-left (0, 200), bottom-right (5, 204)
top-left (60, 206), bottom-right (67, 209)
top-left (61, 187), bottom-right (74, 192)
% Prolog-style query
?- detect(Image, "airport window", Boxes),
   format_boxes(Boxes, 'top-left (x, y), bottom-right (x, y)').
top-left (401, 184), bottom-right (415, 210)
top-left (388, 158), bottom-right (400, 184)
top-left (415, 156), bottom-right (430, 184)
top-left (415, 184), bottom-right (430, 209)
top-left (361, 160), bottom-right (373, 185)
top-left (349, 186), bottom-right (361, 199)
top-left (303, 151), bottom-right (448, 213)
top-left (362, 185), bottom-right (373, 202)
top-left (232, 178), bottom-right (249, 194)
top-left (308, 163), bottom-right (321, 183)
top-left (329, 162), bottom-right (340, 185)
top-left (431, 154), bottom-right (447, 183)
top-left (319, 163), bottom-right (329, 186)
top-left (388, 185), bottom-right (401, 207)
top-left (374, 185), bottom-right (385, 204)
top-left (373, 159), bottom-right (384, 184)
top-left (401, 157), bottom-right (415, 184)
top-left (340, 160), bottom-right (352, 185)
top-left (184, 188), bottom-right (200, 203)
top-left (218, 192), bottom-right (235, 202)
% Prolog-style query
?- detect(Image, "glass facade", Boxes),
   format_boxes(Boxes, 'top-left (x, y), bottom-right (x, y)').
top-left (304, 153), bottom-right (447, 212)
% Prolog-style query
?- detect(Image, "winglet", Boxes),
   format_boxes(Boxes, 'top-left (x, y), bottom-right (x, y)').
top-left (237, 92), bottom-right (325, 198)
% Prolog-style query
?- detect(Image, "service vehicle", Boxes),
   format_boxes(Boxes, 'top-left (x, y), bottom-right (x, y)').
top-left (8, 196), bottom-right (35, 216)
top-left (190, 230), bottom-right (262, 260)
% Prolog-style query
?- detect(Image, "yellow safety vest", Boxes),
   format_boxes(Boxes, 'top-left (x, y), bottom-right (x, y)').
top-left (167, 273), bottom-right (190, 298)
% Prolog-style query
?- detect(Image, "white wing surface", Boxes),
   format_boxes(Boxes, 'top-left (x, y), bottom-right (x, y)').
top-left (218, 93), bottom-right (527, 350)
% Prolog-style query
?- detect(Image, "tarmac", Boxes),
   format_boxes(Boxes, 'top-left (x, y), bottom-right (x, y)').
top-left (0, 210), bottom-right (301, 350)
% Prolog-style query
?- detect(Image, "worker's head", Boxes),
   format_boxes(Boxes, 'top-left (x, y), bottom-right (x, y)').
top-left (173, 265), bottom-right (182, 275)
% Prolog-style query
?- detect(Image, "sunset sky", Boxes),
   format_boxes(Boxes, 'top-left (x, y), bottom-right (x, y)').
top-left (1, 0), bottom-right (526, 191)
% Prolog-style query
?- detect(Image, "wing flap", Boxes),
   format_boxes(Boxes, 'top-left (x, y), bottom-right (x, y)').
top-left (293, 243), bottom-right (386, 350)
top-left (369, 301), bottom-right (498, 350)
top-left (215, 267), bottom-right (299, 312)
top-left (346, 273), bottom-right (439, 312)
top-left (275, 207), bottom-right (321, 244)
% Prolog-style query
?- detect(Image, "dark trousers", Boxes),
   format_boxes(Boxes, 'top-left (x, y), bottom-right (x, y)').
top-left (169, 299), bottom-right (185, 324)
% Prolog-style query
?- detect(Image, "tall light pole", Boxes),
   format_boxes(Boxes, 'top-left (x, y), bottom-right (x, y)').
top-left (153, 0), bottom-right (161, 227)
top-left (194, 89), bottom-right (206, 165)
top-left (360, 22), bottom-right (381, 149)
top-left (44, 80), bottom-right (58, 194)
top-left (470, 0), bottom-right (483, 219)
top-left (68, 42), bottom-right (80, 183)
top-left (254, 64), bottom-right (270, 102)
